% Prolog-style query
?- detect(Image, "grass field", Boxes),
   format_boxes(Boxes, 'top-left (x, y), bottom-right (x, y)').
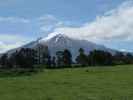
top-left (0, 65), bottom-right (133, 100)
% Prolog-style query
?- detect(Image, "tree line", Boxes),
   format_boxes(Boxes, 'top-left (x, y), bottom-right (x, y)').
top-left (0, 45), bottom-right (133, 72)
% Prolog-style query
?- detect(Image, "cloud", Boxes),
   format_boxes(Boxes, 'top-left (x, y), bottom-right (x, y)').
top-left (0, 34), bottom-right (32, 53)
top-left (0, 34), bottom-right (28, 42)
top-left (48, 0), bottom-right (133, 46)
top-left (0, 17), bottom-right (30, 23)
top-left (2, 0), bottom-right (133, 53)
top-left (38, 15), bottom-right (76, 34)
top-left (38, 15), bottom-right (63, 32)
top-left (0, 41), bottom-right (23, 53)
top-left (0, 16), bottom-right (31, 53)
top-left (0, 15), bottom-right (64, 53)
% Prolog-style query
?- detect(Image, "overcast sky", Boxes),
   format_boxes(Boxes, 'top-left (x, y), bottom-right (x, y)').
top-left (0, 0), bottom-right (132, 53)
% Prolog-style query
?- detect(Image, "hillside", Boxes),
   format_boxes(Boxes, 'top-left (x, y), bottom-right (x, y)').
top-left (40, 34), bottom-right (116, 59)
top-left (0, 65), bottom-right (133, 100)
top-left (7, 34), bottom-right (117, 60)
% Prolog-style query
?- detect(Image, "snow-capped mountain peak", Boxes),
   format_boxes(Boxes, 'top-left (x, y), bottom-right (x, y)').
top-left (41, 33), bottom-right (67, 42)
top-left (38, 33), bottom-right (115, 60)
top-left (7, 33), bottom-right (116, 60)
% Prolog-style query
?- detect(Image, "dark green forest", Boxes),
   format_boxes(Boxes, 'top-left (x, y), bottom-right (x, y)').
top-left (0, 44), bottom-right (133, 73)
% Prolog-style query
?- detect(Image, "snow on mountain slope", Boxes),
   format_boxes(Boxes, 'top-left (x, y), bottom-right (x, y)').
top-left (7, 33), bottom-right (116, 60)
top-left (39, 34), bottom-right (115, 59)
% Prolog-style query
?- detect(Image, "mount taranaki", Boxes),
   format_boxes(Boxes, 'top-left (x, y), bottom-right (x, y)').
top-left (7, 34), bottom-right (116, 59)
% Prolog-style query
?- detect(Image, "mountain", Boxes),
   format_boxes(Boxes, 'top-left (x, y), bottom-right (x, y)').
top-left (39, 34), bottom-right (116, 59)
top-left (7, 34), bottom-right (116, 60)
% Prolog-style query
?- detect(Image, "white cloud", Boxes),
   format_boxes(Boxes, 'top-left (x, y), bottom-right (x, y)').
top-left (0, 17), bottom-right (30, 23)
top-left (48, 0), bottom-right (133, 45)
top-left (0, 41), bottom-right (23, 53)
top-left (0, 34), bottom-right (25, 42)
top-left (0, 15), bottom-right (63, 53)
top-left (38, 15), bottom-right (74, 34)
top-left (1, 0), bottom-right (133, 52)
top-left (0, 34), bottom-right (32, 53)
top-left (38, 15), bottom-right (64, 33)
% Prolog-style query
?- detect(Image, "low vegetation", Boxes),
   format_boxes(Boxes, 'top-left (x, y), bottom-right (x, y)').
top-left (0, 65), bottom-right (132, 100)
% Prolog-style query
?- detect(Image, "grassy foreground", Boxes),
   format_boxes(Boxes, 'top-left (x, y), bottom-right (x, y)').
top-left (0, 65), bottom-right (133, 100)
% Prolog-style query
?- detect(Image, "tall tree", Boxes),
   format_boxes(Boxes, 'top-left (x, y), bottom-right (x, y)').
top-left (113, 52), bottom-right (125, 65)
top-left (51, 56), bottom-right (56, 67)
top-left (88, 50), bottom-right (113, 66)
top-left (0, 53), bottom-right (8, 68)
top-left (76, 48), bottom-right (88, 66)
top-left (56, 51), bottom-right (64, 67)
top-left (35, 44), bottom-right (49, 65)
top-left (124, 53), bottom-right (133, 64)
top-left (14, 48), bottom-right (36, 69)
top-left (47, 55), bottom-right (51, 67)
top-left (63, 49), bottom-right (72, 67)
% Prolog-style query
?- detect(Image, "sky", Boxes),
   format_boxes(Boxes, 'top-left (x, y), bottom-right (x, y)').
top-left (0, 0), bottom-right (133, 53)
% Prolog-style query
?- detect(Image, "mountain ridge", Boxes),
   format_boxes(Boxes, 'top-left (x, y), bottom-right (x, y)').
top-left (7, 33), bottom-right (117, 60)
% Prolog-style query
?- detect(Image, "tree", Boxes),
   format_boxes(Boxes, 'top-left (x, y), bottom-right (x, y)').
top-left (76, 48), bottom-right (88, 66)
top-left (63, 49), bottom-right (72, 67)
top-left (124, 53), bottom-right (133, 64)
top-left (88, 50), bottom-right (113, 66)
top-left (51, 56), bottom-right (56, 67)
top-left (0, 53), bottom-right (8, 68)
top-left (35, 44), bottom-right (49, 65)
top-left (47, 55), bottom-right (51, 67)
top-left (56, 51), bottom-right (64, 67)
top-left (7, 52), bottom-right (17, 69)
top-left (13, 48), bottom-right (36, 70)
top-left (42, 51), bottom-right (50, 65)
top-left (113, 52), bottom-right (125, 65)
